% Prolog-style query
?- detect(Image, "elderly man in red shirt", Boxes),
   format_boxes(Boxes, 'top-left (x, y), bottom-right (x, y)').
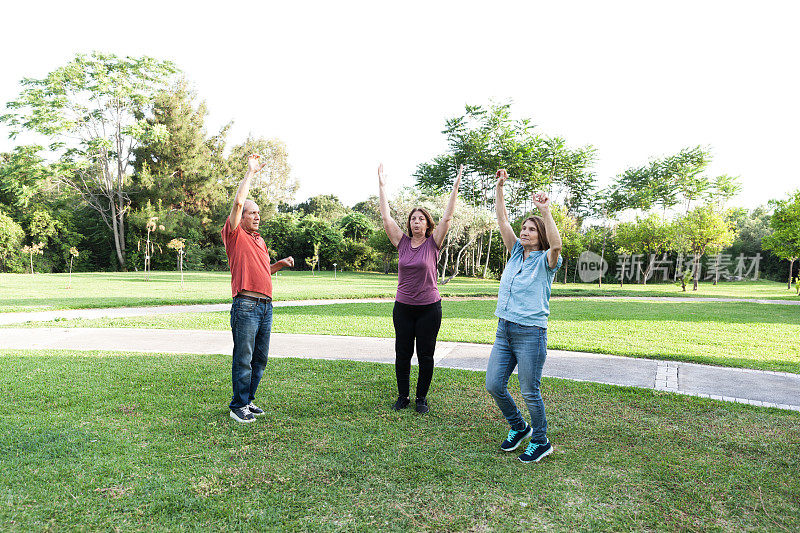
top-left (222, 154), bottom-right (294, 423)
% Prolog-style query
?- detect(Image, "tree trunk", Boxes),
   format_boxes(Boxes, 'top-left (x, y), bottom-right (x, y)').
top-left (619, 259), bottom-right (626, 288)
top-left (599, 227), bottom-right (607, 288)
top-left (642, 254), bottom-right (656, 286)
top-left (109, 199), bottom-right (125, 268)
top-left (441, 235), bottom-right (480, 284)
top-left (439, 234), bottom-right (451, 282)
top-left (483, 231), bottom-right (493, 278)
top-left (692, 253), bottom-right (700, 291)
top-left (563, 259), bottom-right (568, 284)
top-left (713, 254), bottom-right (721, 286)
top-left (115, 123), bottom-right (127, 270)
top-left (789, 259), bottom-right (796, 290)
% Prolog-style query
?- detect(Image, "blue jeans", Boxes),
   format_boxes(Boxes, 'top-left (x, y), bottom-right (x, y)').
top-left (229, 297), bottom-right (273, 410)
top-left (485, 318), bottom-right (548, 444)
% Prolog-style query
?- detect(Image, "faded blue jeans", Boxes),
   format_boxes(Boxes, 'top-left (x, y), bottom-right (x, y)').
top-left (229, 296), bottom-right (273, 410)
top-left (485, 318), bottom-right (548, 444)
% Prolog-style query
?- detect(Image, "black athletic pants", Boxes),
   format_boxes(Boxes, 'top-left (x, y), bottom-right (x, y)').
top-left (392, 300), bottom-right (442, 399)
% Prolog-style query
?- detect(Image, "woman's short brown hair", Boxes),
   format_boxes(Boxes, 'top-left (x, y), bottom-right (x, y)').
top-left (523, 216), bottom-right (550, 251)
top-left (407, 207), bottom-right (435, 238)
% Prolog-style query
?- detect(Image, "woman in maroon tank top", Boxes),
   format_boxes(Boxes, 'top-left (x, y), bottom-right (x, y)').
top-left (377, 163), bottom-right (462, 413)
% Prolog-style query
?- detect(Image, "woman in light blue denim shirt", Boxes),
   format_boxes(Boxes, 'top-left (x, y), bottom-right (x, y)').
top-left (486, 169), bottom-right (563, 464)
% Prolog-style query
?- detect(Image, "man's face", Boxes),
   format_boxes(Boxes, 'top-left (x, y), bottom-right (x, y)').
top-left (241, 202), bottom-right (260, 233)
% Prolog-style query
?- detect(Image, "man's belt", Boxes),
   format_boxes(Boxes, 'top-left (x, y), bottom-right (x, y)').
top-left (235, 294), bottom-right (272, 304)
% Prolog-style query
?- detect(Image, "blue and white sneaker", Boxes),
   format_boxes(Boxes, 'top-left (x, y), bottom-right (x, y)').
top-left (246, 403), bottom-right (265, 416)
top-left (229, 407), bottom-right (255, 423)
top-left (518, 441), bottom-right (553, 463)
top-left (500, 425), bottom-right (532, 451)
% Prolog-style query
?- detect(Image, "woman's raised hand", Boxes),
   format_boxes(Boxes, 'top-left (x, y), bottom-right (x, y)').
top-left (378, 163), bottom-right (386, 188)
top-left (496, 168), bottom-right (508, 187)
top-left (532, 191), bottom-right (551, 210)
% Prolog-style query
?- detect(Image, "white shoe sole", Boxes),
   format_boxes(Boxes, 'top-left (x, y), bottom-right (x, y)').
top-left (229, 410), bottom-right (255, 423)
top-left (519, 445), bottom-right (554, 463)
top-left (501, 427), bottom-right (533, 452)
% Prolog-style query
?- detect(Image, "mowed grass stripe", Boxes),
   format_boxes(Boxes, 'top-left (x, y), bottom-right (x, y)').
top-left (2, 271), bottom-right (798, 313)
top-left (18, 300), bottom-right (800, 373)
top-left (1, 351), bottom-right (798, 531)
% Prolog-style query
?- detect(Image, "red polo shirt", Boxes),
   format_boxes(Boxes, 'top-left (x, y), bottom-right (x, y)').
top-left (221, 217), bottom-right (273, 298)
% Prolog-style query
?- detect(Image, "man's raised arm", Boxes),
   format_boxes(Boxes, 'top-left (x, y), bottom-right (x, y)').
top-left (229, 154), bottom-right (267, 229)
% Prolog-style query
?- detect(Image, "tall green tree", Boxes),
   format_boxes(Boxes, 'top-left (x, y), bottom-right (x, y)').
top-left (295, 194), bottom-right (347, 222)
top-left (414, 102), bottom-right (596, 217)
top-left (338, 212), bottom-right (374, 241)
top-left (607, 146), bottom-right (737, 214)
top-left (0, 145), bottom-right (51, 220)
top-left (613, 214), bottom-right (673, 285)
top-left (0, 208), bottom-right (24, 271)
top-left (549, 204), bottom-right (583, 283)
top-left (132, 80), bottom-right (231, 217)
top-left (675, 204), bottom-right (735, 290)
top-left (763, 190), bottom-right (800, 289)
top-left (1, 52), bottom-right (177, 269)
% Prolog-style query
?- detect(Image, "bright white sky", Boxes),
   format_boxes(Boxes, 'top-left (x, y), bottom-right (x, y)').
top-left (1, 1), bottom-right (798, 209)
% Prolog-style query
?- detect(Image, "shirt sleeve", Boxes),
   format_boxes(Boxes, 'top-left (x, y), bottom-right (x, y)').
top-left (221, 217), bottom-right (238, 247)
top-left (397, 233), bottom-right (408, 251)
top-left (511, 239), bottom-right (523, 259)
top-left (545, 249), bottom-right (563, 273)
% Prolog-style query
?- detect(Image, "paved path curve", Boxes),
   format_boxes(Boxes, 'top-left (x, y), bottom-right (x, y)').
top-left (2, 327), bottom-right (797, 412)
top-left (1, 295), bottom-right (798, 326)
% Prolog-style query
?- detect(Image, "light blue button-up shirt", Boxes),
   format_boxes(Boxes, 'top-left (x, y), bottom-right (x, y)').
top-left (495, 240), bottom-right (562, 328)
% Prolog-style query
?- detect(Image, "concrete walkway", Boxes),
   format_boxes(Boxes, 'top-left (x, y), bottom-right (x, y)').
top-left (2, 327), bottom-right (798, 412)
top-left (1, 295), bottom-right (798, 326)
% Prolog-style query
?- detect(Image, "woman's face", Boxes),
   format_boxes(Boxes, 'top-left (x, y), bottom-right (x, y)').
top-left (409, 211), bottom-right (428, 237)
top-left (519, 220), bottom-right (540, 250)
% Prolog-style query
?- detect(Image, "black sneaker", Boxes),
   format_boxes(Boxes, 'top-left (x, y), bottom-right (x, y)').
top-left (500, 425), bottom-right (532, 452)
top-left (229, 407), bottom-right (255, 423)
top-left (518, 441), bottom-right (553, 463)
top-left (392, 396), bottom-right (410, 411)
top-left (415, 397), bottom-right (429, 414)
top-left (246, 403), bottom-right (265, 416)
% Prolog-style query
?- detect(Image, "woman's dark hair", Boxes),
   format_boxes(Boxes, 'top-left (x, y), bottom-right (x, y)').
top-left (523, 216), bottom-right (550, 251)
top-left (407, 207), bottom-right (435, 238)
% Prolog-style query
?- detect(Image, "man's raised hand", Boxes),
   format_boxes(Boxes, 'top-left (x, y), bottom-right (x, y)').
top-left (247, 154), bottom-right (268, 174)
top-left (283, 256), bottom-right (295, 268)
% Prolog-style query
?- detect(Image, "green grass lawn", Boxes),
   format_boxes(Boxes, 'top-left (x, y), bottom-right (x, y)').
top-left (27, 299), bottom-right (800, 374)
top-left (1, 350), bottom-right (798, 531)
top-left (1, 271), bottom-right (796, 313)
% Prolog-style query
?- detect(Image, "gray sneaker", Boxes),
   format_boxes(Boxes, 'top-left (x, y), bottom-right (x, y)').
top-left (230, 407), bottom-right (255, 423)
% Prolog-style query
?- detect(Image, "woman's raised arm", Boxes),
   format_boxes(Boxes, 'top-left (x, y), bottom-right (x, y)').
top-left (378, 163), bottom-right (404, 247)
top-left (532, 192), bottom-right (562, 268)
top-left (432, 164), bottom-right (463, 249)
top-left (495, 169), bottom-right (518, 253)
